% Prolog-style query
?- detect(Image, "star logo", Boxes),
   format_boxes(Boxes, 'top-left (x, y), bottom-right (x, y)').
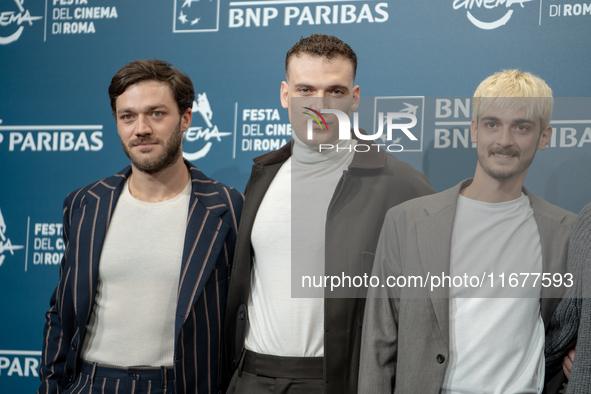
top-left (173, 0), bottom-right (219, 32)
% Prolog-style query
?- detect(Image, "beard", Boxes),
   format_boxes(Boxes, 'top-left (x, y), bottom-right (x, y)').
top-left (477, 145), bottom-right (535, 182)
top-left (122, 121), bottom-right (183, 175)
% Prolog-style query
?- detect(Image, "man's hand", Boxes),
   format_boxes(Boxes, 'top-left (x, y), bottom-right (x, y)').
top-left (563, 348), bottom-right (575, 379)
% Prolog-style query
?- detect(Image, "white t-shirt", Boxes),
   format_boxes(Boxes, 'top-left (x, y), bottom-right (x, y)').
top-left (442, 193), bottom-right (545, 394)
top-left (81, 179), bottom-right (190, 367)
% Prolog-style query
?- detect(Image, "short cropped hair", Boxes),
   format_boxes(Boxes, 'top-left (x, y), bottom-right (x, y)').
top-left (472, 69), bottom-right (553, 131)
top-left (285, 34), bottom-right (357, 80)
top-left (108, 59), bottom-right (195, 116)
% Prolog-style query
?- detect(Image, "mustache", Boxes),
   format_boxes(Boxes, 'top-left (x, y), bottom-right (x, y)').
top-left (129, 137), bottom-right (160, 147)
top-left (489, 147), bottom-right (519, 157)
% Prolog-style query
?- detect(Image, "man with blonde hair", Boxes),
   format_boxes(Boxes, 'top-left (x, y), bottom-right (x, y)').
top-left (359, 69), bottom-right (577, 393)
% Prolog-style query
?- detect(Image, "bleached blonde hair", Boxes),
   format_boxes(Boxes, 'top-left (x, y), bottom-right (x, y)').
top-left (472, 69), bottom-right (553, 131)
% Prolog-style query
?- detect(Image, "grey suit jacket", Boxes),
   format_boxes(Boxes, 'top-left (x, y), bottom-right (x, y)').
top-left (359, 179), bottom-right (577, 394)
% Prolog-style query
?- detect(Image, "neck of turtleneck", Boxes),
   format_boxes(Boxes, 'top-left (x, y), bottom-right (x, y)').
top-left (292, 131), bottom-right (356, 167)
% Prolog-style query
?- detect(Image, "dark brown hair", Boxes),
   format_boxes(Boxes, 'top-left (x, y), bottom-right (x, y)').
top-left (108, 59), bottom-right (195, 116)
top-left (285, 34), bottom-right (357, 80)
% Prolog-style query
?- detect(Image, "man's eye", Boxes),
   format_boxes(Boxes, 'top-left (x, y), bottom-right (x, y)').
top-left (300, 88), bottom-right (310, 93)
top-left (152, 111), bottom-right (162, 117)
top-left (332, 89), bottom-right (344, 95)
top-left (122, 114), bottom-right (133, 121)
top-left (517, 125), bottom-right (530, 131)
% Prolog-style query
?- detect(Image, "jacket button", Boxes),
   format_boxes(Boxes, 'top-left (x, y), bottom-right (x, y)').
top-left (436, 354), bottom-right (445, 364)
top-left (231, 359), bottom-right (237, 368)
top-left (71, 343), bottom-right (77, 351)
top-left (239, 311), bottom-right (245, 320)
top-left (68, 375), bottom-right (73, 382)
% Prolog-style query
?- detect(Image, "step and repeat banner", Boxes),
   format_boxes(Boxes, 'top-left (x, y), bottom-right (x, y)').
top-left (1, 0), bottom-right (590, 391)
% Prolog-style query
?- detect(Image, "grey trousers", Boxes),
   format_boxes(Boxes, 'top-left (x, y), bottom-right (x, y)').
top-left (226, 350), bottom-right (325, 394)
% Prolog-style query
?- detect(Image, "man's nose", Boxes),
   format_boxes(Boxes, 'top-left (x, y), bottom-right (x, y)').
top-left (310, 93), bottom-right (330, 110)
top-left (497, 126), bottom-right (514, 147)
top-left (135, 115), bottom-right (152, 135)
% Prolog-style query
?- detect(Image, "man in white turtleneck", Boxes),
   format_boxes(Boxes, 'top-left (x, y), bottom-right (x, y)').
top-left (224, 34), bottom-right (434, 394)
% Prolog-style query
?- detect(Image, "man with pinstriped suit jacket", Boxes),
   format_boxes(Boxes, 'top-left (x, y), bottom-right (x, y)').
top-left (38, 59), bottom-right (243, 394)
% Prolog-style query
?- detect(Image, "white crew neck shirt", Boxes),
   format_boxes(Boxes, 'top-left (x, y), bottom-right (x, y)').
top-left (81, 179), bottom-right (191, 367)
top-left (442, 193), bottom-right (545, 394)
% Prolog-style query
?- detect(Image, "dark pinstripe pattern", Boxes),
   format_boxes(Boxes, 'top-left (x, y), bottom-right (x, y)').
top-left (63, 362), bottom-right (176, 394)
top-left (38, 160), bottom-right (244, 394)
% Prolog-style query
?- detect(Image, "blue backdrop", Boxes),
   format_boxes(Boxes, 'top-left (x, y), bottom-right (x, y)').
top-left (1, 0), bottom-right (590, 391)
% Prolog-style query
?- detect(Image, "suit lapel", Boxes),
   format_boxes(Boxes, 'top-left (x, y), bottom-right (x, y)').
top-left (175, 165), bottom-right (230, 339)
top-left (415, 182), bottom-right (466, 347)
top-left (526, 189), bottom-right (570, 328)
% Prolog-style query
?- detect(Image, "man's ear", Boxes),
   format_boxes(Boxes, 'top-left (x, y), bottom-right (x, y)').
top-left (180, 107), bottom-right (192, 132)
top-left (538, 125), bottom-right (552, 151)
top-left (351, 85), bottom-right (360, 111)
top-left (280, 81), bottom-right (289, 109)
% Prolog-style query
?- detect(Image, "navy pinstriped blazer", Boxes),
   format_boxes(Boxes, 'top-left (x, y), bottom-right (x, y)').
top-left (38, 160), bottom-right (244, 394)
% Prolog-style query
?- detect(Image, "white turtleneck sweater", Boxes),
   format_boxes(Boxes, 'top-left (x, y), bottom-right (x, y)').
top-left (244, 134), bottom-right (356, 357)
